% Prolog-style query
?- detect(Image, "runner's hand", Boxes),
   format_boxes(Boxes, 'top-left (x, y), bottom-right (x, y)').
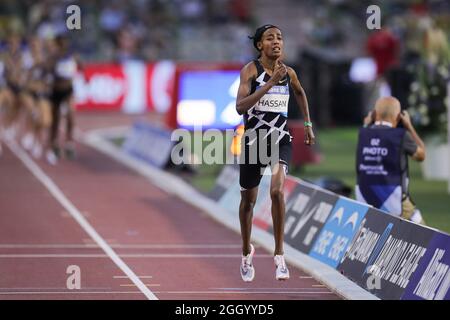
top-left (304, 126), bottom-right (315, 146)
top-left (269, 59), bottom-right (287, 85)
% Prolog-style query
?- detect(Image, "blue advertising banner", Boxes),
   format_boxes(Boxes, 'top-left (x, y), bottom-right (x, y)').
top-left (338, 208), bottom-right (436, 299)
top-left (309, 198), bottom-right (369, 268)
top-left (177, 70), bottom-right (242, 130)
top-left (402, 232), bottom-right (450, 300)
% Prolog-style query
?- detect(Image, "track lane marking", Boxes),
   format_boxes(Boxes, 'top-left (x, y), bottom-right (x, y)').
top-left (5, 140), bottom-right (158, 300)
top-left (0, 291), bottom-right (144, 295)
top-left (114, 275), bottom-right (153, 279)
top-left (0, 290), bottom-right (333, 295)
top-left (0, 253), bottom-right (273, 258)
top-left (0, 244), bottom-right (242, 249)
top-left (160, 291), bottom-right (335, 295)
top-left (119, 284), bottom-right (161, 287)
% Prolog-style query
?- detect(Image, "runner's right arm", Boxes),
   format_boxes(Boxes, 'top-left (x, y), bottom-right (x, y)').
top-left (236, 61), bottom-right (286, 115)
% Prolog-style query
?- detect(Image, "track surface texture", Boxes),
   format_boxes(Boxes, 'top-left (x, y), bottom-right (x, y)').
top-left (0, 112), bottom-right (340, 300)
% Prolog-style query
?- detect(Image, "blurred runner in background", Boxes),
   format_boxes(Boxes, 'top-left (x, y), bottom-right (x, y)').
top-left (49, 35), bottom-right (81, 161)
top-left (0, 34), bottom-right (27, 143)
top-left (21, 36), bottom-right (56, 164)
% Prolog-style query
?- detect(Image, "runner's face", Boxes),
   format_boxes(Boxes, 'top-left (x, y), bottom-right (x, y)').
top-left (258, 28), bottom-right (283, 59)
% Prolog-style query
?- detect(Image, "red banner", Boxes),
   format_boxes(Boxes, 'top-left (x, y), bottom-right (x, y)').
top-left (74, 61), bottom-right (175, 113)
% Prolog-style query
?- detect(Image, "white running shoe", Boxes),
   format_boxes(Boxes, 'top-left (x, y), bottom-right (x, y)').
top-left (46, 150), bottom-right (58, 166)
top-left (31, 143), bottom-right (43, 159)
top-left (240, 244), bottom-right (255, 282)
top-left (274, 255), bottom-right (290, 280)
top-left (21, 133), bottom-right (34, 151)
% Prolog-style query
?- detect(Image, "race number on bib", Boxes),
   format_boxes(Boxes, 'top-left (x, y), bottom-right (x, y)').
top-left (254, 85), bottom-right (289, 113)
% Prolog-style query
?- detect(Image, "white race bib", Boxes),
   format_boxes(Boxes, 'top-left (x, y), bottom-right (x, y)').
top-left (254, 85), bottom-right (289, 113)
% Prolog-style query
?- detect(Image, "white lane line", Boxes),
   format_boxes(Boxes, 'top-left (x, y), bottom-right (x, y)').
top-left (0, 291), bottom-right (144, 295)
top-left (114, 275), bottom-right (153, 279)
top-left (115, 244), bottom-right (242, 249)
top-left (299, 276), bottom-right (313, 279)
top-left (0, 244), bottom-right (242, 249)
top-left (161, 291), bottom-right (335, 295)
top-left (0, 254), bottom-right (110, 258)
top-left (119, 284), bottom-right (161, 287)
top-left (0, 253), bottom-right (272, 258)
top-left (0, 287), bottom-right (111, 290)
top-left (0, 290), bottom-right (332, 295)
top-left (6, 140), bottom-right (158, 300)
top-left (211, 287), bottom-right (331, 290)
top-left (0, 244), bottom-right (100, 249)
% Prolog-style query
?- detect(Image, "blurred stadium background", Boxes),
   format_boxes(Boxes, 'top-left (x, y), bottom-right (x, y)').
top-left (1, 0), bottom-right (449, 230)
top-left (0, 0), bottom-right (450, 298)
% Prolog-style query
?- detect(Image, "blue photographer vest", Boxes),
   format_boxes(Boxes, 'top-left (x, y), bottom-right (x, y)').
top-left (355, 127), bottom-right (407, 215)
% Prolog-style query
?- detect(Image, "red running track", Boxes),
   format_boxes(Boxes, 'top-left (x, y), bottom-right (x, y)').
top-left (0, 113), bottom-right (340, 300)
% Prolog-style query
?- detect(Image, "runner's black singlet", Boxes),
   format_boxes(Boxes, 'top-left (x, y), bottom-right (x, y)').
top-left (239, 59), bottom-right (292, 190)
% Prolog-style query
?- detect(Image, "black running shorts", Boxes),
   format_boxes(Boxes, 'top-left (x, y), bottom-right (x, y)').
top-left (51, 86), bottom-right (73, 107)
top-left (239, 141), bottom-right (291, 190)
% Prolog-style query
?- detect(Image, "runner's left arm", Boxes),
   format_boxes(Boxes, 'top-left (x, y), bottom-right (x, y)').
top-left (287, 67), bottom-right (315, 145)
